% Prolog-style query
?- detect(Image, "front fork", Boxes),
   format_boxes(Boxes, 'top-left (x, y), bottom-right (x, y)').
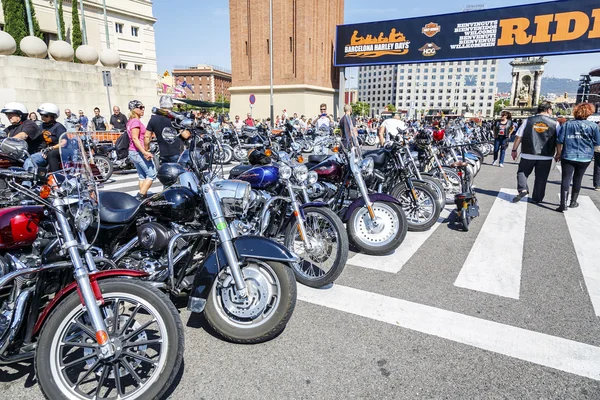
top-left (202, 183), bottom-right (248, 297)
top-left (353, 169), bottom-right (376, 220)
top-left (53, 200), bottom-right (112, 358)
top-left (286, 182), bottom-right (312, 250)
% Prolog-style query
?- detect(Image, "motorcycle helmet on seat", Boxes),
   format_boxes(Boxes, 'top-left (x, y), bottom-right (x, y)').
top-left (248, 148), bottom-right (272, 165)
top-left (156, 163), bottom-right (186, 187)
top-left (432, 129), bottom-right (445, 142)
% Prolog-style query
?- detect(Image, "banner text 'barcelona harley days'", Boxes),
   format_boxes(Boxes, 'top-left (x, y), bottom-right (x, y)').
top-left (334, 0), bottom-right (600, 67)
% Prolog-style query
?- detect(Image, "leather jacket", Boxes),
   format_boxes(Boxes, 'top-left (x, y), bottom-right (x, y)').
top-left (521, 114), bottom-right (557, 157)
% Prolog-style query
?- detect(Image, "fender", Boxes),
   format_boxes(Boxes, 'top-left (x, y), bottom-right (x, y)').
top-left (342, 193), bottom-right (401, 222)
top-left (187, 236), bottom-right (298, 313)
top-left (33, 269), bottom-right (148, 335)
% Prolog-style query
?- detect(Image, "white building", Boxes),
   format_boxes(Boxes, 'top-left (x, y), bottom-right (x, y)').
top-left (358, 60), bottom-right (499, 118)
top-left (0, 0), bottom-right (157, 74)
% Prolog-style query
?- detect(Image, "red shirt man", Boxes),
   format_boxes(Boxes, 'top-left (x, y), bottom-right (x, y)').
top-left (244, 113), bottom-right (254, 127)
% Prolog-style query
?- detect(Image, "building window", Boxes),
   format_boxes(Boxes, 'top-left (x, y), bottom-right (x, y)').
top-left (131, 26), bottom-right (139, 37)
top-left (119, 62), bottom-right (127, 69)
top-left (267, 39), bottom-right (270, 54)
top-left (115, 23), bottom-right (124, 34)
top-left (290, 37), bottom-right (293, 52)
top-left (135, 64), bottom-right (142, 71)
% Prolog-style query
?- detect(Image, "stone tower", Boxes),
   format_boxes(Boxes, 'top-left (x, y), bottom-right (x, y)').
top-left (509, 57), bottom-right (548, 108)
top-left (229, 0), bottom-right (344, 119)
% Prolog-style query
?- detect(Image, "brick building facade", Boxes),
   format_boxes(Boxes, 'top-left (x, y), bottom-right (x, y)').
top-left (229, 0), bottom-right (344, 119)
top-left (172, 65), bottom-right (232, 103)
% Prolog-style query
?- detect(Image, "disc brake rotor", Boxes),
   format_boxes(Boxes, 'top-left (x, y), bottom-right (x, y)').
top-left (220, 268), bottom-right (271, 320)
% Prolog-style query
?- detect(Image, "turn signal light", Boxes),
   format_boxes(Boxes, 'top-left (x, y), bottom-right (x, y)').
top-left (297, 155), bottom-right (304, 163)
top-left (39, 185), bottom-right (52, 199)
top-left (332, 146), bottom-right (339, 153)
top-left (96, 330), bottom-right (109, 345)
top-left (265, 149), bottom-right (273, 157)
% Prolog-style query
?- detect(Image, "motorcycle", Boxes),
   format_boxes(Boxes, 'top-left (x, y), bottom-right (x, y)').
top-left (0, 134), bottom-right (184, 399)
top-left (228, 145), bottom-right (349, 288)
top-left (449, 144), bottom-right (480, 231)
top-left (80, 131), bottom-right (113, 181)
top-left (206, 125), bottom-right (234, 165)
top-left (304, 140), bottom-right (408, 255)
top-left (231, 124), bottom-right (279, 162)
top-left (358, 124), bottom-right (378, 146)
top-left (94, 132), bottom-right (160, 176)
top-left (94, 118), bottom-right (299, 343)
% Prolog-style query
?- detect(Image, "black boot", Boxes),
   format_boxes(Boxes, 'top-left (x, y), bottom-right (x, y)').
top-left (569, 192), bottom-right (579, 209)
top-left (556, 191), bottom-right (569, 213)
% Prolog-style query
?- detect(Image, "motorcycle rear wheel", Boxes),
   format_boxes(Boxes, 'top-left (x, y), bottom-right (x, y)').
top-left (215, 145), bottom-right (233, 164)
top-left (35, 278), bottom-right (184, 400)
top-left (347, 201), bottom-right (407, 255)
top-left (93, 155), bottom-right (113, 182)
top-left (284, 207), bottom-right (349, 287)
top-left (365, 135), bottom-right (378, 146)
top-left (460, 207), bottom-right (471, 232)
top-left (233, 145), bottom-right (248, 162)
top-left (391, 181), bottom-right (441, 232)
top-left (204, 260), bottom-right (296, 344)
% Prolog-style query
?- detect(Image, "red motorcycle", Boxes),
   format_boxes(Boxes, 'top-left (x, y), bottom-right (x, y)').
top-left (0, 134), bottom-right (184, 399)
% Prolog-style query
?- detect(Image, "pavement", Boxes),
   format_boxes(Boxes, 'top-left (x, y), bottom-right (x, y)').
top-left (1, 156), bottom-right (600, 399)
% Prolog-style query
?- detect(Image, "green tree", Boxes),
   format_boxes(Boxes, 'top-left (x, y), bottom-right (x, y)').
top-left (215, 94), bottom-right (229, 105)
top-left (3, 0), bottom-right (29, 56)
top-left (58, 0), bottom-right (66, 41)
top-left (72, 0), bottom-right (83, 61)
top-left (350, 101), bottom-right (370, 117)
top-left (385, 104), bottom-right (396, 112)
top-left (494, 99), bottom-right (510, 115)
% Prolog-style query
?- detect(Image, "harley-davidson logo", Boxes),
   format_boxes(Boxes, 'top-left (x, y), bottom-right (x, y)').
top-left (533, 122), bottom-right (549, 133)
top-left (418, 43), bottom-right (441, 57)
top-left (422, 22), bottom-right (441, 37)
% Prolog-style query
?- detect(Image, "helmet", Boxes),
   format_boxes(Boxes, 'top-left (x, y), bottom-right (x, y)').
top-left (38, 103), bottom-right (60, 118)
top-left (248, 148), bottom-right (272, 166)
top-left (128, 100), bottom-right (144, 111)
top-left (432, 129), bottom-right (445, 142)
top-left (414, 130), bottom-right (432, 149)
top-left (156, 163), bottom-right (186, 186)
top-left (1, 102), bottom-right (28, 120)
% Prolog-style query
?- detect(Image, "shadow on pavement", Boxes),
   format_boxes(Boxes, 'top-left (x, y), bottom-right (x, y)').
top-left (0, 362), bottom-right (37, 388)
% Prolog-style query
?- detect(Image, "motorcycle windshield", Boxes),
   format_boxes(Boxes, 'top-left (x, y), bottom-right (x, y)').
top-left (57, 132), bottom-right (100, 238)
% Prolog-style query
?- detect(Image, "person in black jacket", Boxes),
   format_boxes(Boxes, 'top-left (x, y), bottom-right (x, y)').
top-left (510, 102), bottom-right (560, 204)
top-left (492, 111), bottom-right (514, 167)
top-left (146, 96), bottom-right (183, 164)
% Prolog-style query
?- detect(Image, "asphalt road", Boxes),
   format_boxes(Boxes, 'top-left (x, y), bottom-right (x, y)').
top-left (2, 155), bottom-right (600, 399)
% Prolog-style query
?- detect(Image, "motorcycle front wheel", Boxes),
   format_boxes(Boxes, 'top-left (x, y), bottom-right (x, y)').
top-left (35, 278), bottom-right (184, 400)
top-left (215, 145), bottom-right (234, 164)
top-left (347, 201), bottom-right (408, 255)
top-left (391, 181), bottom-right (441, 232)
top-left (233, 145), bottom-right (248, 162)
top-left (93, 155), bottom-right (114, 182)
top-left (365, 135), bottom-right (378, 146)
top-left (284, 207), bottom-right (349, 287)
top-left (204, 260), bottom-right (296, 344)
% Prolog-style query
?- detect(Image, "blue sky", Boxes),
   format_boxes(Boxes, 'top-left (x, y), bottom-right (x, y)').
top-left (153, 0), bottom-right (599, 83)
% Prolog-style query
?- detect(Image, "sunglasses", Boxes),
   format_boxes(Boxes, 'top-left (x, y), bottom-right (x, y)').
top-left (137, 106), bottom-right (145, 110)
top-left (41, 115), bottom-right (51, 118)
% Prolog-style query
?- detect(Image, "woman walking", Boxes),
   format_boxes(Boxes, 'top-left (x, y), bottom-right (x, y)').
top-left (127, 100), bottom-right (156, 200)
top-left (555, 103), bottom-right (600, 212)
top-left (492, 111), bottom-right (514, 167)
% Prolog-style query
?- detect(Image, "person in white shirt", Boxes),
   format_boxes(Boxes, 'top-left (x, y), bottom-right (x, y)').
top-left (298, 115), bottom-right (308, 131)
top-left (313, 103), bottom-right (333, 130)
top-left (378, 113), bottom-right (407, 146)
top-left (232, 115), bottom-right (244, 132)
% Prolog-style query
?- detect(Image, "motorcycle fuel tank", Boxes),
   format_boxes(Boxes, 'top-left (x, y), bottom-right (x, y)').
top-left (145, 187), bottom-right (197, 223)
top-left (237, 166), bottom-right (279, 189)
top-left (310, 160), bottom-right (343, 183)
top-left (0, 206), bottom-right (45, 250)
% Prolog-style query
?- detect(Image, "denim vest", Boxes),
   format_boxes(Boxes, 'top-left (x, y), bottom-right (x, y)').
top-left (557, 120), bottom-right (600, 162)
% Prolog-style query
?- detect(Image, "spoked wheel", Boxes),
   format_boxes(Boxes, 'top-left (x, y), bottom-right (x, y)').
top-left (215, 145), bottom-right (233, 164)
top-left (391, 181), bottom-right (441, 232)
top-left (300, 140), bottom-right (314, 153)
top-left (284, 207), bottom-right (349, 287)
top-left (433, 167), bottom-right (461, 202)
top-left (93, 155), bottom-right (113, 182)
top-left (365, 135), bottom-right (378, 146)
top-left (419, 176), bottom-right (447, 209)
top-left (35, 278), bottom-right (184, 400)
top-left (347, 201), bottom-right (408, 255)
top-left (204, 260), bottom-right (296, 344)
top-left (233, 145), bottom-right (248, 162)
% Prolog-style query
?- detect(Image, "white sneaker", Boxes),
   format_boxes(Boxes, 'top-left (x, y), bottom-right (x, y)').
top-left (492, 160), bottom-right (498, 166)
top-left (499, 163), bottom-right (504, 168)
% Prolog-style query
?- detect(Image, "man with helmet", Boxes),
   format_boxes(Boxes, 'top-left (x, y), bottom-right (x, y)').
top-left (37, 103), bottom-right (67, 172)
top-left (1, 102), bottom-right (45, 171)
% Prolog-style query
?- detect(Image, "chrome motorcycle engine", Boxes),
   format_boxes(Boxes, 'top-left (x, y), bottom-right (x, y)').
top-left (306, 182), bottom-right (337, 200)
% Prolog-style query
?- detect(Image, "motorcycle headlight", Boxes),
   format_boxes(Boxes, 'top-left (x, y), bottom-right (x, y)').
top-left (307, 171), bottom-right (318, 185)
top-left (214, 180), bottom-right (252, 217)
top-left (279, 165), bottom-right (292, 180)
top-left (293, 165), bottom-right (308, 183)
top-left (74, 202), bottom-right (95, 232)
top-left (360, 158), bottom-right (374, 176)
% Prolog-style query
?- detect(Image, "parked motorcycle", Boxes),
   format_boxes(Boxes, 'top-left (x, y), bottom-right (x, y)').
top-left (94, 132), bottom-right (160, 178)
top-left (228, 145), bottom-right (349, 288)
top-left (94, 118), bottom-right (298, 343)
top-left (231, 124), bottom-right (279, 162)
top-left (0, 134), bottom-right (184, 399)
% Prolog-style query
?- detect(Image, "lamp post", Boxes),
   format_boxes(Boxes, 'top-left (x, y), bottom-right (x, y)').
top-left (269, 0), bottom-right (274, 127)
top-left (102, 0), bottom-right (110, 49)
top-left (23, 0), bottom-right (34, 36)
top-left (53, 0), bottom-right (62, 40)
top-left (79, 0), bottom-right (88, 45)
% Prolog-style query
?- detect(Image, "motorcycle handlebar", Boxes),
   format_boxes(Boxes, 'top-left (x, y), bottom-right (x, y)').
top-left (0, 168), bottom-right (34, 180)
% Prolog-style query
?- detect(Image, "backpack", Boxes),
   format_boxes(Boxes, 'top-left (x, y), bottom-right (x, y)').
top-left (115, 131), bottom-right (130, 159)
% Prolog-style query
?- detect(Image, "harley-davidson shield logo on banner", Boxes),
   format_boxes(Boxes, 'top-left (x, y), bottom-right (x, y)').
top-left (422, 22), bottom-right (441, 37)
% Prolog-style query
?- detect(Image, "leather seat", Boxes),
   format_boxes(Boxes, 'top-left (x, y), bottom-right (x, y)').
top-left (99, 192), bottom-right (144, 224)
top-left (229, 165), bottom-right (254, 179)
top-left (363, 149), bottom-right (388, 167)
top-left (450, 161), bottom-right (469, 168)
top-left (308, 155), bottom-right (328, 164)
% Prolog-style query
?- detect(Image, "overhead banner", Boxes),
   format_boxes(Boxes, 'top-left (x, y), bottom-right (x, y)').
top-left (334, 0), bottom-right (600, 67)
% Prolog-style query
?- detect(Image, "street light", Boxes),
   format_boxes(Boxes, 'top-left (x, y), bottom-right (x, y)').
top-left (269, 0), bottom-right (274, 127)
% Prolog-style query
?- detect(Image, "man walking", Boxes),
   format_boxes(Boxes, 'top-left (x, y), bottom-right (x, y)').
top-left (340, 104), bottom-right (358, 148)
top-left (109, 106), bottom-right (128, 131)
top-left (146, 96), bottom-right (183, 164)
top-left (511, 102), bottom-right (560, 203)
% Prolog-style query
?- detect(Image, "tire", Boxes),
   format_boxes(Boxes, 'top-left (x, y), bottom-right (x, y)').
top-left (391, 181), bottom-right (441, 232)
top-left (233, 145), bottom-right (248, 162)
top-left (204, 260), bottom-right (297, 344)
top-left (347, 201), bottom-right (407, 255)
top-left (433, 167), bottom-right (461, 201)
top-left (215, 145), bottom-right (233, 164)
top-left (460, 207), bottom-right (470, 231)
top-left (93, 155), bottom-right (113, 182)
top-left (35, 278), bottom-right (184, 400)
top-left (419, 175), bottom-right (447, 210)
top-left (284, 207), bottom-right (349, 287)
top-left (366, 135), bottom-right (377, 146)
top-left (300, 140), bottom-right (314, 153)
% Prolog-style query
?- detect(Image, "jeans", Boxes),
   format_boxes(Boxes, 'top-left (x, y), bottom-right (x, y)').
top-left (593, 152), bottom-right (600, 188)
top-left (128, 150), bottom-right (157, 180)
top-left (23, 152), bottom-right (47, 172)
top-left (493, 136), bottom-right (508, 163)
top-left (560, 159), bottom-right (590, 197)
top-left (516, 158), bottom-right (552, 203)
top-left (160, 154), bottom-right (180, 164)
